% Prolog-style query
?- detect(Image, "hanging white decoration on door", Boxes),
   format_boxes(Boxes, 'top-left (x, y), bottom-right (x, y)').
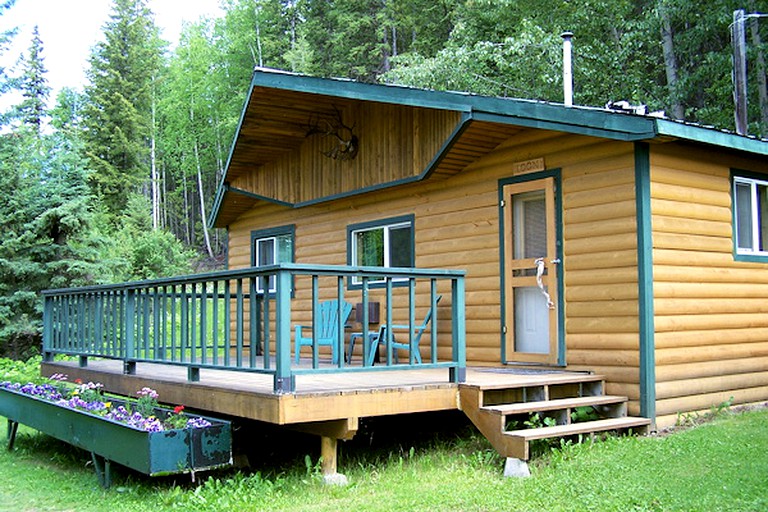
top-left (534, 258), bottom-right (555, 310)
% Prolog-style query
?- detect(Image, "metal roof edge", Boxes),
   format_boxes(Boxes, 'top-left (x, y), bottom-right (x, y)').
top-left (654, 118), bottom-right (768, 156)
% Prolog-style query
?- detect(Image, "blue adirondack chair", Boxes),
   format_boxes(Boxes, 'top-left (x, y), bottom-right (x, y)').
top-left (366, 295), bottom-right (442, 366)
top-left (294, 300), bottom-right (353, 364)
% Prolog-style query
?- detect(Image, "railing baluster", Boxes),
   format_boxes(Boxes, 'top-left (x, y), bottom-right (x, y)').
top-left (189, 282), bottom-right (198, 364)
top-left (408, 278), bottom-right (416, 366)
top-left (160, 285), bottom-right (167, 360)
top-left (262, 283), bottom-right (270, 370)
top-left (311, 275), bottom-right (319, 368)
top-left (337, 276), bottom-right (345, 369)
top-left (236, 279), bottom-right (244, 367)
top-left (143, 288), bottom-right (150, 359)
top-left (180, 284), bottom-right (188, 363)
top-left (212, 280), bottom-right (219, 366)
top-left (249, 277), bottom-right (257, 368)
top-left (170, 285), bottom-right (177, 362)
top-left (201, 282), bottom-right (208, 365)
top-left (386, 279), bottom-right (393, 365)
top-left (430, 279), bottom-right (438, 364)
top-left (224, 279), bottom-right (231, 367)
top-left (153, 286), bottom-right (160, 360)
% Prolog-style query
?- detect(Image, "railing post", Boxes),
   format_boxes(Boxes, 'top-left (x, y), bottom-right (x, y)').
top-left (450, 276), bottom-right (466, 383)
top-left (42, 295), bottom-right (54, 362)
top-left (274, 268), bottom-right (294, 393)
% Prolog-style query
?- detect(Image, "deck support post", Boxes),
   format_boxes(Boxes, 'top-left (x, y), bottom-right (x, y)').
top-left (503, 457), bottom-right (530, 478)
top-left (123, 361), bottom-right (136, 375)
top-left (320, 436), bottom-right (348, 486)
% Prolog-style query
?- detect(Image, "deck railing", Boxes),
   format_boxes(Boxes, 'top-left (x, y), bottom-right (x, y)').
top-left (42, 264), bottom-right (466, 393)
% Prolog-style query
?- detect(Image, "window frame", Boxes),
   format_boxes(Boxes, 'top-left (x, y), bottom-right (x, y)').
top-left (346, 215), bottom-right (415, 288)
top-left (250, 224), bottom-right (295, 294)
top-left (732, 171), bottom-right (768, 262)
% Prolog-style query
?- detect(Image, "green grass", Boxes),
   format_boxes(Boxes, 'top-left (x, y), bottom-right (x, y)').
top-left (0, 406), bottom-right (766, 512)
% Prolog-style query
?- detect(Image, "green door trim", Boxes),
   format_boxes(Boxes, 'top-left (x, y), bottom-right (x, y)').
top-left (498, 169), bottom-right (565, 366)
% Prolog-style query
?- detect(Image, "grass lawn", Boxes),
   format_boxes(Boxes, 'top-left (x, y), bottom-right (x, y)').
top-left (0, 404), bottom-right (766, 512)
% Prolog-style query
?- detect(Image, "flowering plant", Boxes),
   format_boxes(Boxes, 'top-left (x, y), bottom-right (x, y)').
top-left (0, 376), bottom-right (211, 432)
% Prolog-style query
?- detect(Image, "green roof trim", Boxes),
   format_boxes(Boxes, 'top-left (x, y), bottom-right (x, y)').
top-left (656, 118), bottom-right (768, 155)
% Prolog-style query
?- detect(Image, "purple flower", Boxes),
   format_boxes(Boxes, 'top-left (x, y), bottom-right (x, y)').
top-left (136, 387), bottom-right (158, 399)
top-left (186, 417), bottom-right (212, 429)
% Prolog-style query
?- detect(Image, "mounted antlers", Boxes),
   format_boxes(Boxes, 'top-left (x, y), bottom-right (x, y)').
top-left (305, 105), bottom-right (359, 160)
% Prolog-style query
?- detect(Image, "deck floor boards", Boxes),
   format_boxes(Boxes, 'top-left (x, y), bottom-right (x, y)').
top-left (40, 359), bottom-right (588, 426)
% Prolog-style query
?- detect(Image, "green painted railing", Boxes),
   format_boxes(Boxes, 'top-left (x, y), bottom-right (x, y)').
top-left (42, 264), bottom-right (466, 393)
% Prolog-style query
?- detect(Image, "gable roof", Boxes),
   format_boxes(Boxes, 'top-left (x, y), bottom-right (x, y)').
top-left (211, 68), bottom-right (768, 228)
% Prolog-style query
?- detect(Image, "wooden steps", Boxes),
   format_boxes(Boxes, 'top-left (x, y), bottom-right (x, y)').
top-left (483, 395), bottom-right (628, 416)
top-left (459, 372), bottom-right (650, 460)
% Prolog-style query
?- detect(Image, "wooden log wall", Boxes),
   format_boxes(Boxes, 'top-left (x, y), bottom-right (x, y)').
top-left (226, 114), bottom-right (768, 424)
top-left (650, 143), bottom-right (768, 427)
top-left (558, 144), bottom-right (641, 413)
top-left (230, 104), bottom-right (461, 205)
top-left (227, 126), bottom-right (643, 390)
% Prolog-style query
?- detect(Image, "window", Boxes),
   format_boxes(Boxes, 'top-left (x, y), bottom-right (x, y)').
top-left (734, 175), bottom-right (768, 257)
top-left (348, 216), bottom-right (414, 285)
top-left (251, 225), bottom-right (294, 292)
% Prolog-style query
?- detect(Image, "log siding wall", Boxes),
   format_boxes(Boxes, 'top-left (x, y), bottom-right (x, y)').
top-left (225, 118), bottom-right (768, 425)
top-left (650, 144), bottom-right (768, 427)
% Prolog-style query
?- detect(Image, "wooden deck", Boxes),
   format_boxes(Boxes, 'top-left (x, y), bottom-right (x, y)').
top-left (40, 360), bottom-right (580, 426)
top-left (40, 360), bottom-right (650, 468)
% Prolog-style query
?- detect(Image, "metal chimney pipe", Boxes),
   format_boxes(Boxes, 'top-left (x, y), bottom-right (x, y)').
top-left (562, 32), bottom-right (574, 107)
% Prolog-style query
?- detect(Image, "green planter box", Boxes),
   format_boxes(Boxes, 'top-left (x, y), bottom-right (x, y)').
top-left (0, 387), bottom-right (231, 485)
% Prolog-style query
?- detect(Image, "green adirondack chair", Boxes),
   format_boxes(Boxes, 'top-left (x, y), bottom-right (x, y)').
top-left (294, 300), bottom-right (353, 364)
top-left (368, 295), bottom-right (442, 366)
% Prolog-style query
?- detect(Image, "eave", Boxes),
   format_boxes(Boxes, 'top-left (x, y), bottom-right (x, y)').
top-left (210, 68), bottom-right (768, 228)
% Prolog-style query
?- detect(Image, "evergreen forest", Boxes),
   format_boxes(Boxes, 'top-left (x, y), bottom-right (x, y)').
top-left (0, 0), bottom-right (766, 357)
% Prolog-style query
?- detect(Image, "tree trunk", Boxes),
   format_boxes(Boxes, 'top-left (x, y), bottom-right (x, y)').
top-left (659, 7), bottom-right (685, 120)
top-left (192, 107), bottom-right (214, 259)
top-left (150, 91), bottom-right (160, 230)
top-left (181, 170), bottom-right (191, 246)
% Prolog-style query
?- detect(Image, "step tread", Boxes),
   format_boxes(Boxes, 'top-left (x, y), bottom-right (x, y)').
top-left (461, 372), bottom-right (605, 391)
top-left (505, 416), bottom-right (651, 441)
top-left (482, 395), bottom-right (627, 415)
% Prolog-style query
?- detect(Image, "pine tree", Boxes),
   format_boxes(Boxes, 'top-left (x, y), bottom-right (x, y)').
top-left (82, 0), bottom-right (163, 217)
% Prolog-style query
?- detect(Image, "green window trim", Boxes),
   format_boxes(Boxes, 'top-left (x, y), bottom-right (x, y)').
top-left (732, 170), bottom-right (768, 262)
top-left (346, 214), bottom-right (415, 289)
top-left (251, 224), bottom-right (295, 294)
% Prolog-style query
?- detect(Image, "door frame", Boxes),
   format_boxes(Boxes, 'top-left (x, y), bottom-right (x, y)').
top-left (498, 169), bottom-right (565, 366)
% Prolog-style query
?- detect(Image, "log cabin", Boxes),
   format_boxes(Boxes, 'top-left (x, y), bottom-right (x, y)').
top-left (40, 68), bottom-right (768, 476)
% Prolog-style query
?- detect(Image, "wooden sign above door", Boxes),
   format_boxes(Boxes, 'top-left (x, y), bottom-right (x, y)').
top-left (512, 157), bottom-right (546, 176)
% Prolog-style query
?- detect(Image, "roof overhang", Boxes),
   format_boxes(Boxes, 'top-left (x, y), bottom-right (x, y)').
top-left (210, 68), bottom-right (768, 228)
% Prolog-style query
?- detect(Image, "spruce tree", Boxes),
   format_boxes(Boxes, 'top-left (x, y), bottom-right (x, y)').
top-left (82, 0), bottom-right (163, 217)
top-left (16, 25), bottom-right (50, 135)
